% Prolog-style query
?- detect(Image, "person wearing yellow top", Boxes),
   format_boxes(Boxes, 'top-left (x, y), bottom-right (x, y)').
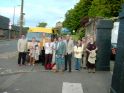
top-left (73, 40), bottom-right (84, 70)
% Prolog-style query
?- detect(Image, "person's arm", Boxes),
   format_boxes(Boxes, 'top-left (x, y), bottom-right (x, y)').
top-left (44, 43), bottom-right (47, 50)
top-left (86, 48), bottom-right (91, 53)
top-left (95, 47), bottom-right (98, 51)
top-left (17, 39), bottom-right (20, 52)
top-left (25, 40), bottom-right (28, 52)
top-left (81, 44), bottom-right (84, 53)
top-left (71, 40), bottom-right (74, 53)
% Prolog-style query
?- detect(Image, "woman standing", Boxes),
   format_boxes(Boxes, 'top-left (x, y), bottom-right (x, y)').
top-left (52, 38), bottom-right (57, 64)
top-left (29, 37), bottom-right (39, 66)
top-left (86, 37), bottom-right (97, 73)
top-left (55, 37), bottom-right (66, 72)
top-left (73, 40), bottom-right (84, 71)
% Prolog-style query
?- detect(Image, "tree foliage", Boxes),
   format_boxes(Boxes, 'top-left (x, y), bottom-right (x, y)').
top-left (63, 0), bottom-right (93, 31)
top-left (88, 0), bottom-right (124, 17)
top-left (63, 0), bottom-right (124, 31)
top-left (37, 22), bottom-right (47, 27)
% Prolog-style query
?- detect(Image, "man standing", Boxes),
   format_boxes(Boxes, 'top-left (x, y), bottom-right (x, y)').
top-left (17, 35), bottom-right (27, 66)
top-left (44, 38), bottom-right (53, 70)
top-left (65, 35), bottom-right (74, 72)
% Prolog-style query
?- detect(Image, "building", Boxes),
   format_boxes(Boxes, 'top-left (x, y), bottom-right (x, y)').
top-left (0, 15), bottom-right (10, 39)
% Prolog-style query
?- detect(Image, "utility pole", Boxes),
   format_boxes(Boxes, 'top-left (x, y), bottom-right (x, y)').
top-left (19, 0), bottom-right (24, 36)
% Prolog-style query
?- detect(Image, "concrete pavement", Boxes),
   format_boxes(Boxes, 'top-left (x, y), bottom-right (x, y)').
top-left (0, 57), bottom-right (112, 93)
top-left (0, 40), bottom-right (17, 54)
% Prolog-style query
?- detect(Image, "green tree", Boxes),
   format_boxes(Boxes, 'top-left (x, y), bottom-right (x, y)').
top-left (63, 0), bottom-right (93, 31)
top-left (88, 0), bottom-right (124, 17)
top-left (37, 22), bottom-right (47, 27)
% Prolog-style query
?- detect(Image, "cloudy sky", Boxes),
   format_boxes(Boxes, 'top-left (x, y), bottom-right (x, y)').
top-left (0, 0), bottom-right (79, 27)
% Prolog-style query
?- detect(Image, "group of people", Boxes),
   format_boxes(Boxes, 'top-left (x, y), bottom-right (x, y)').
top-left (17, 34), bottom-right (97, 73)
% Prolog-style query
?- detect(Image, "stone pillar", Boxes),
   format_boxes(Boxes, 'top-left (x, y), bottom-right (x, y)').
top-left (111, 5), bottom-right (124, 93)
top-left (96, 19), bottom-right (113, 71)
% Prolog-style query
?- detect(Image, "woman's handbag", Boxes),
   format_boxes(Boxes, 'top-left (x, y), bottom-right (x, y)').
top-left (88, 50), bottom-right (96, 64)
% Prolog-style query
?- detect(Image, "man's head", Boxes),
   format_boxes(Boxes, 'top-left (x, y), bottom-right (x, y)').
top-left (21, 35), bottom-right (25, 39)
top-left (47, 38), bottom-right (51, 43)
top-left (66, 34), bottom-right (70, 40)
top-left (58, 37), bottom-right (62, 42)
top-left (54, 38), bottom-right (57, 42)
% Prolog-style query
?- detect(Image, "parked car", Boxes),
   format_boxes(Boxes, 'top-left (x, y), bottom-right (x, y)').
top-left (110, 43), bottom-right (117, 60)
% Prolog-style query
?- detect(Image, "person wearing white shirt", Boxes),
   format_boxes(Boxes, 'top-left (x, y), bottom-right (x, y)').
top-left (17, 35), bottom-right (27, 66)
top-left (73, 40), bottom-right (84, 70)
top-left (44, 38), bottom-right (53, 70)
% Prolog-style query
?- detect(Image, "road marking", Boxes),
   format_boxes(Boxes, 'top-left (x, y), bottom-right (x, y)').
top-left (62, 82), bottom-right (83, 93)
top-left (3, 92), bottom-right (8, 93)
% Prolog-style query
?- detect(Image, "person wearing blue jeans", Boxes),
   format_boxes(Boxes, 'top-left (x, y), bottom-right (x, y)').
top-left (75, 58), bottom-right (81, 70)
top-left (73, 40), bottom-right (84, 71)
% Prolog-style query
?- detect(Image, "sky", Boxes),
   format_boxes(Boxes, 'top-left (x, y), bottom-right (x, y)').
top-left (0, 0), bottom-right (79, 27)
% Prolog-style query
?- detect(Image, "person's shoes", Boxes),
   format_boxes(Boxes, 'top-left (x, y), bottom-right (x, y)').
top-left (60, 70), bottom-right (64, 73)
top-left (93, 69), bottom-right (96, 73)
top-left (54, 70), bottom-right (59, 73)
top-left (75, 69), bottom-right (79, 71)
top-left (83, 67), bottom-right (86, 69)
top-left (28, 63), bottom-right (31, 66)
top-left (69, 70), bottom-right (71, 73)
top-left (63, 69), bottom-right (67, 72)
top-left (62, 69), bottom-right (65, 72)
top-left (22, 64), bottom-right (26, 66)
